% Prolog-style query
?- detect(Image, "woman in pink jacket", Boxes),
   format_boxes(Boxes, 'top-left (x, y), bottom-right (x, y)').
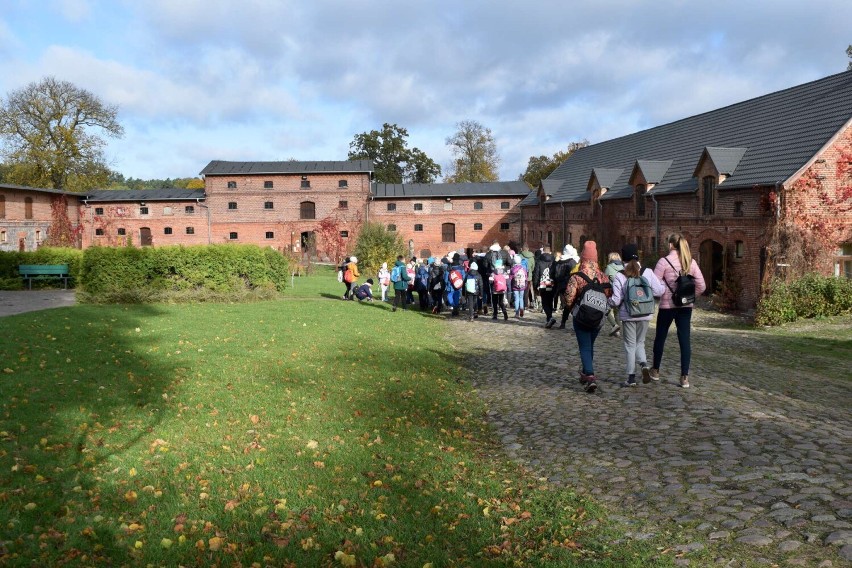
top-left (650, 233), bottom-right (706, 388)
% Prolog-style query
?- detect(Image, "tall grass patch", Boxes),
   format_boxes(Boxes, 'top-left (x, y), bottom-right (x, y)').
top-left (755, 273), bottom-right (852, 326)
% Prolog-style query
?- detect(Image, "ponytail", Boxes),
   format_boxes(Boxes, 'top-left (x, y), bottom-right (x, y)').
top-left (623, 259), bottom-right (641, 278)
top-left (667, 233), bottom-right (692, 275)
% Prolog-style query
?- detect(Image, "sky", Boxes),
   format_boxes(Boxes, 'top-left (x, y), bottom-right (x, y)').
top-left (1, 0), bottom-right (851, 183)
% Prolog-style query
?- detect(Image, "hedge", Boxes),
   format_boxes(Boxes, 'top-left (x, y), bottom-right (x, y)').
top-left (755, 273), bottom-right (852, 326)
top-left (79, 244), bottom-right (290, 302)
top-left (0, 248), bottom-right (84, 290)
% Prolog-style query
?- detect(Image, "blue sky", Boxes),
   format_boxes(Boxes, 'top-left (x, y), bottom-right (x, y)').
top-left (1, 0), bottom-right (850, 182)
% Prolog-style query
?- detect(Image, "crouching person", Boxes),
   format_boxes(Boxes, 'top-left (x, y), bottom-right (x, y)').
top-left (354, 278), bottom-right (375, 302)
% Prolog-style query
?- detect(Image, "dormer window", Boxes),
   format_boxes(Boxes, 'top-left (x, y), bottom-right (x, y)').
top-left (635, 185), bottom-right (646, 216)
top-left (702, 176), bottom-right (716, 215)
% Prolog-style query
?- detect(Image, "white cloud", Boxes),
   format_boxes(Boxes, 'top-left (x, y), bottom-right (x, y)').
top-left (54, 0), bottom-right (91, 23)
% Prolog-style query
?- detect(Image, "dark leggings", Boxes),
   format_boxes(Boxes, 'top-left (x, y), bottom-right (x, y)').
top-left (539, 289), bottom-right (554, 320)
top-left (491, 292), bottom-right (508, 318)
top-left (430, 289), bottom-right (444, 313)
top-left (652, 308), bottom-right (693, 376)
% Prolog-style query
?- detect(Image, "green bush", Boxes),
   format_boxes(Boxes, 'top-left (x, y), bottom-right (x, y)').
top-left (0, 248), bottom-right (84, 289)
top-left (79, 244), bottom-right (290, 303)
top-left (353, 222), bottom-right (406, 277)
top-left (755, 273), bottom-right (852, 326)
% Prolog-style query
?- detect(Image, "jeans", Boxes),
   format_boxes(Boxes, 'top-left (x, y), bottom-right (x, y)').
top-left (466, 295), bottom-right (478, 319)
top-left (653, 308), bottom-right (693, 376)
top-left (621, 319), bottom-right (650, 375)
top-left (573, 319), bottom-right (601, 376)
top-left (513, 290), bottom-right (525, 314)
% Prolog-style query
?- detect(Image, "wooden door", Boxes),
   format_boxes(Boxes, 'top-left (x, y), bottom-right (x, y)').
top-left (140, 227), bottom-right (152, 246)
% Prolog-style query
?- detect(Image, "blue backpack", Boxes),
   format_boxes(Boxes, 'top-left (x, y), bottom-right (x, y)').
top-left (415, 266), bottom-right (429, 291)
top-left (390, 265), bottom-right (403, 283)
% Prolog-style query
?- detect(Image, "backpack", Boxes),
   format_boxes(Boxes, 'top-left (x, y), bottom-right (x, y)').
top-left (430, 267), bottom-right (445, 290)
top-left (415, 267), bottom-right (429, 291)
top-left (465, 276), bottom-right (478, 294)
top-left (571, 272), bottom-right (611, 330)
top-left (343, 267), bottom-right (355, 284)
top-left (520, 257), bottom-right (529, 273)
top-left (664, 258), bottom-right (696, 306)
top-left (406, 267), bottom-right (416, 290)
top-left (390, 265), bottom-right (402, 283)
top-left (449, 269), bottom-right (464, 290)
top-left (492, 271), bottom-right (507, 293)
top-left (623, 274), bottom-right (655, 317)
top-left (539, 266), bottom-right (553, 290)
top-left (512, 267), bottom-right (527, 290)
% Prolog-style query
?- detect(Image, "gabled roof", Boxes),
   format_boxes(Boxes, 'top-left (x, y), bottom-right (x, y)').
top-left (693, 147), bottom-right (748, 177)
top-left (588, 168), bottom-right (624, 191)
top-left (84, 189), bottom-right (206, 202)
top-left (538, 70), bottom-right (852, 204)
top-left (200, 160), bottom-right (374, 176)
top-left (372, 181), bottom-right (530, 199)
top-left (0, 183), bottom-right (75, 196)
top-left (630, 160), bottom-right (672, 185)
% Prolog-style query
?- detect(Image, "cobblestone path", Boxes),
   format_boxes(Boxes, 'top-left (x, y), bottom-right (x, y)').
top-left (444, 308), bottom-right (852, 566)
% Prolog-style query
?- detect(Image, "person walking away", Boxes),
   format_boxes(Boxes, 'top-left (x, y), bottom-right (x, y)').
top-left (604, 252), bottom-right (625, 337)
top-left (405, 260), bottom-right (416, 305)
top-left (343, 256), bottom-right (360, 300)
top-left (446, 254), bottom-right (465, 317)
top-left (554, 245), bottom-right (580, 328)
top-left (651, 233), bottom-right (706, 387)
top-left (520, 245), bottom-right (536, 311)
top-left (354, 279), bottom-right (375, 302)
top-left (533, 247), bottom-right (557, 328)
top-left (415, 260), bottom-right (431, 310)
top-left (489, 258), bottom-right (510, 320)
top-left (428, 258), bottom-right (446, 314)
top-left (564, 241), bottom-right (611, 393)
top-left (391, 256), bottom-right (411, 312)
top-left (377, 262), bottom-right (391, 302)
top-left (509, 255), bottom-right (528, 317)
top-left (608, 244), bottom-right (665, 387)
top-left (463, 262), bottom-right (484, 321)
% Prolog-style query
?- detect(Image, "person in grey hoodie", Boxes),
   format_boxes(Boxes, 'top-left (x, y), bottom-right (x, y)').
top-left (604, 252), bottom-right (625, 337)
top-left (462, 262), bottom-right (484, 321)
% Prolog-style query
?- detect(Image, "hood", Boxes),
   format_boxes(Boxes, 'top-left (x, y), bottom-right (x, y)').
top-left (539, 253), bottom-right (554, 262)
top-left (394, 260), bottom-right (406, 267)
top-left (489, 243), bottom-right (501, 252)
top-left (520, 250), bottom-right (534, 259)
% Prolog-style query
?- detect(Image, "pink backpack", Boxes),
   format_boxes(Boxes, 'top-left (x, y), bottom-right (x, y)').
top-left (492, 272), bottom-right (507, 293)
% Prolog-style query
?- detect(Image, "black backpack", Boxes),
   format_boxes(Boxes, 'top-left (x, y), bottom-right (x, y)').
top-left (571, 272), bottom-right (611, 330)
top-left (664, 258), bottom-right (696, 306)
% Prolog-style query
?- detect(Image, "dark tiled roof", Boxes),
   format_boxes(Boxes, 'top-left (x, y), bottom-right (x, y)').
top-left (542, 70), bottom-right (852, 204)
top-left (200, 160), bottom-right (374, 176)
top-left (372, 181), bottom-right (531, 199)
top-left (590, 168), bottom-right (624, 190)
top-left (0, 183), bottom-right (75, 196)
top-left (84, 189), bottom-right (206, 202)
top-left (699, 147), bottom-right (748, 176)
top-left (633, 160), bottom-right (673, 184)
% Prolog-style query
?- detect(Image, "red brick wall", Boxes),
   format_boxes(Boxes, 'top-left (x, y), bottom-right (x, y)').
top-left (0, 188), bottom-right (79, 251)
top-left (80, 201), bottom-right (210, 248)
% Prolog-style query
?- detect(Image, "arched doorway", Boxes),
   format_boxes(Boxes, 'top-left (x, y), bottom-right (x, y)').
top-left (140, 227), bottom-right (152, 246)
top-left (699, 239), bottom-right (724, 294)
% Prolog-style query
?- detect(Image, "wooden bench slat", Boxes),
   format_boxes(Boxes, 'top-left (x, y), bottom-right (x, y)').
top-left (17, 265), bottom-right (71, 290)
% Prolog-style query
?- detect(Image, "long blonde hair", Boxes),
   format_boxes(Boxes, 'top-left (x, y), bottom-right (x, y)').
top-left (667, 233), bottom-right (692, 275)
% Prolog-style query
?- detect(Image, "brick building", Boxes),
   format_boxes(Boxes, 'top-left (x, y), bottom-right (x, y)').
top-left (519, 70), bottom-right (852, 308)
top-left (0, 184), bottom-right (81, 252)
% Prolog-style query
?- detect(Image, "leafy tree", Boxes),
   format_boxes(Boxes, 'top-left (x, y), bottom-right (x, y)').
top-left (519, 141), bottom-right (589, 188)
top-left (0, 77), bottom-right (124, 191)
top-left (348, 123), bottom-right (441, 184)
top-left (444, 120), bottom-right (500, 183)
top-left (352, 222), bottom-right (406, 278)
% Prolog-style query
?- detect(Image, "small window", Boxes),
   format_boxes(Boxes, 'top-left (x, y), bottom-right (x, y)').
top-left (734, 201), bottom-right (743, 217)
top-left (0, 230), bottom-right (6, 243)
top-left (500, 201), bottom-right (510, 209)
top-left (387, 203), bottom-right (396, 212)
top-left (265, 231), bottom-right (275, 239)
top-left (635, 185), bottom-right (646, 216)
top-left (164, 227), bottom-right (173, 235)
top-left (338, 180), bottom-right (348, 188)
top-left (95, 228), bottom-right (105, 236)
top-left (474, 201), bottom-right (483, 210)
top-left (228, 202), bottom-right (237, 210)
top-left (35, 230), bottom-right (41, 243)
top-left (0, 195), bottom-right (5, 218)
top-left (140, 207), bottom-right (149, 215)
top-left (414, 203), bottom-right (423, 211)
top-left (186, 227), bottom-right (195, 235)
top-left (441, 223), bottom-right (455, 242)
top-left (117, 228), bottom-right (127, 236)
top-left (185, 205), bottom-right (195, 214)
top-left (264, 201), bottom-right (274, 210)
top-left (299, 201), bottom-right (315, 220)
top-left (25, 197), bottom-right (33, 219)
top-left (567, 232), bottom-right (572, 244)
top-left (301, 180), bottom-right (311, 189)
top-left (388, 224), bottom-right (397, 232)
top-left (414, 224), bottom-right (423, 232)
top-left (735, 240), bottom-right (744, 259)
top-left (340, 230), bottom-right (349, 238)
top-left (500, 223), bottom-right (510, 231)
top-left (229, 232), bottom-right (238, 240)
top-left (339, 200), bottom-right (348, 209)
top-left (163, 206), bottom-right (173, 216)
top-left (264, 181), bottom-right (274, 189)
top-left (227, 181), bottom-right (237, 189)
top-left (702, 176), bottom-right (716, 215)
top-left (95, 207), bottom-right (104, 215)
top-left (474, 223), bottom-right (483, 231)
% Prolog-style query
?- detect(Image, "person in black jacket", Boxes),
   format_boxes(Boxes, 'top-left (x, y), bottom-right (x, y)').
top-left (553, 245), bottom-right (580, 329)
top-left (462, 262), bottom-right (484, 321)
top-left (532, 247), bottom-right (556, 328)
top-left (428, 258), bottom-right (446, 314)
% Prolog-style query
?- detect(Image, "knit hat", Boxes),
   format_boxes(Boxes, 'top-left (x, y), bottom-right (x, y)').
top-left (563, 245), bottom-right (579, 263)
top-left (621, 243), bottom-right (639, 262)
top-left (351, 256), bottom-right (357, 263)
top-left (513, 255), bottom-right (523, 265)
top-left (366, 278), bottom-right (374, 285)
top-left (580, 241), bottom-right (598, 262)
top-left (489, 243), bottom-right (501, 252)
top-left (469, 262), bottom-right (478, 271)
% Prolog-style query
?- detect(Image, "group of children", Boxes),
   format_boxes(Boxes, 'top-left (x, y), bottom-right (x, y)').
top-left (338, 233), bottom-right (707, 392)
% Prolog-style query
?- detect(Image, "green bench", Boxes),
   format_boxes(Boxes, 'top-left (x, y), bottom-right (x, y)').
top-left (18, 264), bottom-right (71, 290)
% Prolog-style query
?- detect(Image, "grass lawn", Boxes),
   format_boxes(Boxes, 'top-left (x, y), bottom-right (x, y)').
top-left (0, 267), bottom-right (666, 567)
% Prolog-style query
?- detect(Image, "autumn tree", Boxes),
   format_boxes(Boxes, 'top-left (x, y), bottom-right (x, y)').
top-left (444, 120), bottom-right (500, 183)
top-left (0, 77), bottom-right (124, 191)
top-left (519, 141), bottom-right (589, 188)
top-left (348, 123), bottom-right (441, 183)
